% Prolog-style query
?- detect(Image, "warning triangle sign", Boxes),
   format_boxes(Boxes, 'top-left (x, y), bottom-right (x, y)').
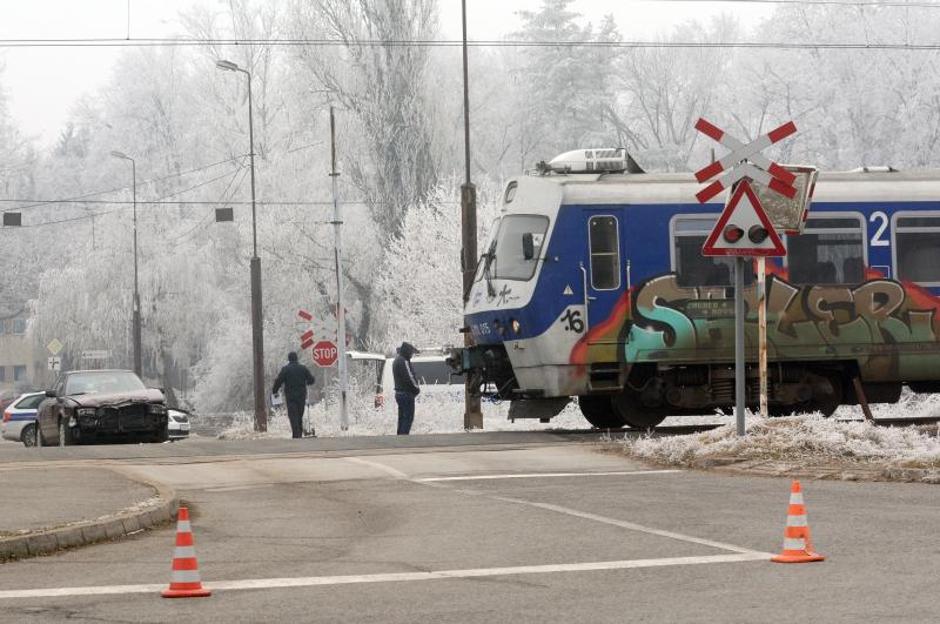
top-left (702, 180), bottom-right (786, 257)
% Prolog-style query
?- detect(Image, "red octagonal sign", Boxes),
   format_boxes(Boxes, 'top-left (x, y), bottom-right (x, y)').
top-left (311, 340), bottom-right (338, 368)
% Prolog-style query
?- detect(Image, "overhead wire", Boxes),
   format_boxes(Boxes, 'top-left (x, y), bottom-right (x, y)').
top-left (3, 37), bottom-right (940, 50)
top-left (1, 154), bottom-right (249, 214)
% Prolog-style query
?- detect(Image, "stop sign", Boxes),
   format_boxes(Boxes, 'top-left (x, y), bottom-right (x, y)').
top-left (311, 340), bottom-right (338, 368)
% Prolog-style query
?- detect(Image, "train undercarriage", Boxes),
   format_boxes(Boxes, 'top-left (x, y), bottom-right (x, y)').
top-left (456, 345), bottom-right (903, 429)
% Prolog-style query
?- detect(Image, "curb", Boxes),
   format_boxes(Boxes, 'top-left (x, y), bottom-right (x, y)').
top-left (0, 476), bottom-right (178, 563)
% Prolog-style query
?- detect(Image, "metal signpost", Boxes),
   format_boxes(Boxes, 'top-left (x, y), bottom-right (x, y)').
top-left (695, 118), bottom-right (799, 435)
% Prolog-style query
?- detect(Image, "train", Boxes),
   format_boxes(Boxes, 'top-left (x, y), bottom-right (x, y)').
top-left (453, 148), bottom-right (940, 428)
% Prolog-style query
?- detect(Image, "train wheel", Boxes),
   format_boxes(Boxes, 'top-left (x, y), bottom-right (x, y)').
top-left (807, 372), bottom-right (842, 417)
top-left (578, 396), bottom-right (627, 429)
top-left (611, 390), bottom-right (667, 430)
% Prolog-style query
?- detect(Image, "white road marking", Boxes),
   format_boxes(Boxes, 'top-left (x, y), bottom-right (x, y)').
top-left (0, 553), bottom-right (769, 600)
top-left (345, 456), bottom-right (764, 556)
top-left (492, 495), bottom-right (766, 555)
top-left (203, 484), bottom-right (269, 493)
top-left (344, 456), bottom-right (412, 480)
top-left (417, 469), bottom-right (681, 482)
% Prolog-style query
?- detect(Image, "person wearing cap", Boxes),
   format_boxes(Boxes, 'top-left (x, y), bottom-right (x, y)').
top-left (272, 351), bottom-right (316, 438)
top-left (392, 342), bottom-right (421, 435)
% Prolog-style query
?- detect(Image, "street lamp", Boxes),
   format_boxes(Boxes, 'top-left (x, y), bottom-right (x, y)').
top-left (216, 58), bottom-right (267, 432)
top-left (110, 150), bottom-right (142, 378)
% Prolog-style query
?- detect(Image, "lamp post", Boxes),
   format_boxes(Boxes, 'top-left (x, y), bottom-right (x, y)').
top-left (110, 150), bottom-right (142, 378)
top-left (216, 58), bottom-right (267, 432)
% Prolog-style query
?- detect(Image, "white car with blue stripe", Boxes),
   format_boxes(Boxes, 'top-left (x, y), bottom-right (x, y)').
top-left (1, 391), bottom-right (44, 447)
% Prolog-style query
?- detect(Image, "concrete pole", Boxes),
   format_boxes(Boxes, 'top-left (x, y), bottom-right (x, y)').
top-left (330, 107), bottom-right (349, 431)
top-left (131, 158), bottom-right (142, 379)
top-left (246, 69), bottom-right (267, 433)
top-left (460, 0), bottom-right (483, 430)
top-left (734, 256), bottom-right (746, 436)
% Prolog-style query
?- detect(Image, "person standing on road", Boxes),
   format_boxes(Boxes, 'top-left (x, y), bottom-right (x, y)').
top-left (393, 342), bottom-right (421, 435)
top-left (272, 351), bottom-right (316, 439)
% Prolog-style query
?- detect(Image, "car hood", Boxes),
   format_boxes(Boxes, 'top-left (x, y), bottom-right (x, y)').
top-left (67, 389), bottom-right (164, 408)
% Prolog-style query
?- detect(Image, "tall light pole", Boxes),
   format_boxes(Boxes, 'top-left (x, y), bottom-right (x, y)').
top-left (216, 58), bottom-right (267, 432)
top-left (460, 0), bottom-right (483, 430)
top-left (110, 150), bottom-right (142, 378)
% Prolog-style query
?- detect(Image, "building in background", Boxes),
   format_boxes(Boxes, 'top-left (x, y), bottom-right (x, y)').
top-left (0, 304), bottom-right (41, 393)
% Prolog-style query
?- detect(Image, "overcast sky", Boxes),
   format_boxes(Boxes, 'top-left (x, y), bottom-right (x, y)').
top-left (0, 0), bottom-right (771, 145)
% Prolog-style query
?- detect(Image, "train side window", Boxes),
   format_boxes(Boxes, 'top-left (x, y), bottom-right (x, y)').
top-left (670, 216), bottom-right (748, 287)
top-left (786, 215), bottom-right (865, 285)
top-left (589, 216), bottom-right (620, 290)
top-left (894, 214), bottom-right (940, 285)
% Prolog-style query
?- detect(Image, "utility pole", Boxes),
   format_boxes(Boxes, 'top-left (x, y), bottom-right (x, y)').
top-left (216, 59), bottom-right (266, 432)
top-left (110, 151), bottom-right (142, 378)
top-left (460, 0), bottom-right (483, 430)
top-left (330, 107), bottom-right (349, 431)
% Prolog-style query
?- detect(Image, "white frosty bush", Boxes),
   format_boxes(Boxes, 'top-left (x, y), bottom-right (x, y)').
top-left (624, 414), bottom-right (940, 469)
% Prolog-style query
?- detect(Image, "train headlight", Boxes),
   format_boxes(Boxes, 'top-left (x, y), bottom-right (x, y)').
top-left (511, 318), bottom-right (521, 334)
top-left (723, 225), bottom-right (744, 243)
top-left (748, 225), bottom-right (768, 243)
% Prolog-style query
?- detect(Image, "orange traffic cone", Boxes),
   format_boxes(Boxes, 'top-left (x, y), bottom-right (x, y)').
top-left (161, 506), bottom-right (212, 598)
top-left (771, 480), bottom-right (825, 563)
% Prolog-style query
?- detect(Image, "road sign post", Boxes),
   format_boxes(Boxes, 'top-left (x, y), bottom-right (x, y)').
top-left (695, 117), bottom-right (801, 435)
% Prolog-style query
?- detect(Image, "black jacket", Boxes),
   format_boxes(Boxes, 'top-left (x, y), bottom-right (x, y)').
top-left (273, 361), bottom-right (315, 403)
top-left (393, 342), bottom-right (421, 396)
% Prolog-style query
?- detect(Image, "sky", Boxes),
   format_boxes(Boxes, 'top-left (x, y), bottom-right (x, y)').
top-left (0, 0), bottom-right (772, 145)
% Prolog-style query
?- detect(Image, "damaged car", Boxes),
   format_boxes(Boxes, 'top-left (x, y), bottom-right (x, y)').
top-left (37, 369), bottom-right (169, 446)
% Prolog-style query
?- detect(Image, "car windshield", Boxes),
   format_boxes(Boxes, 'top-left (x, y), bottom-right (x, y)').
top-left (493, 214), bottom-right (549, 281)
top-left (65, 371), bottom-right (146, 396)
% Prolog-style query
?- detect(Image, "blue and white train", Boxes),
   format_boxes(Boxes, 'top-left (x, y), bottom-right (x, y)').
top-left (455, 149), bottom-right (940, 428)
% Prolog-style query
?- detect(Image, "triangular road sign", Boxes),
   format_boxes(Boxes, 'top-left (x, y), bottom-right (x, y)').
top-left (702, 180), bottom-right (786, 257)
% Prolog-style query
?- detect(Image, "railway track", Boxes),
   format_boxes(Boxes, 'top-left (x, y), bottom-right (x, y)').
top-left (553, 415), bottom-right (940, 437)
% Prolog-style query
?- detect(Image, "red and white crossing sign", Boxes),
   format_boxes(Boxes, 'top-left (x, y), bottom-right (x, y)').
top-left (702, 180), bottom-right (785, 257)
top-left (311, 340), bottom-right (338, 368)
top-left (695, 118), bottom-right (798, 204)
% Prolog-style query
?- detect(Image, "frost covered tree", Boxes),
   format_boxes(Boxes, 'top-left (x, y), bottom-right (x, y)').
top-left (509, 0), bottom-right (622, 168)
top-left (288, 0), bottom-right (441, 240)
top-left (372, 180), bottom-right (501, 350)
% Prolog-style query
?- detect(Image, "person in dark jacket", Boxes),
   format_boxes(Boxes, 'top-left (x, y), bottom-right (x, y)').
top-left (392, 342), bottom-right (420, 435)
top-left (272, 351), bottom-right (316, 438)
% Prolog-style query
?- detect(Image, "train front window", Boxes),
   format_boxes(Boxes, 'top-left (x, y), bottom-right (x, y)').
top-left (786, 215), bottom-right (865, 285)
top-left (895, 214), bottom-right (940, 285)
top-left (671, 216), bottom-right (748, 287)
top-left (493, 215), bottom-right (549, 281)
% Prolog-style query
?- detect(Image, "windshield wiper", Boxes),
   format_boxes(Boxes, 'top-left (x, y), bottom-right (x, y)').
top-left (483, 249), bottom-right (497, 298)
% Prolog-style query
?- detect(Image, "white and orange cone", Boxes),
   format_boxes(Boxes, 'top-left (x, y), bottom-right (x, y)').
top-left (161, 506), bottom-right (212, 598)
top-left (771, 480), bottom-right (825, 564)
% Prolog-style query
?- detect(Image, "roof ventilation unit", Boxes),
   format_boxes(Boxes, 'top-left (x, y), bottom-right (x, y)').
top-left (543, 148), bottom-right (644, 174)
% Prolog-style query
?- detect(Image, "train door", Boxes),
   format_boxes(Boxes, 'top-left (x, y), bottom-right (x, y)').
top-left (584, 211), bottom-right (625, 340)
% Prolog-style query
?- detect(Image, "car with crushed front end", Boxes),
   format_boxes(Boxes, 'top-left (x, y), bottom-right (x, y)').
top-left (37, 369), bottom-right (168, 446)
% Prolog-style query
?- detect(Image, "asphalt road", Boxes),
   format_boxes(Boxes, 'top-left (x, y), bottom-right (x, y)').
top-left (0, 434), bottom-right (937, 623)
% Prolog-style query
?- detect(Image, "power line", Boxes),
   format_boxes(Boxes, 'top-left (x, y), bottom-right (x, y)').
top-left (641, 0), bottom-right (940, 7)
top-left (1, 154), bottom-right (248, 214)
top-left (0, 198), bottom-right (372, 206)
top-left (3, 37), bottom-right (940, 50)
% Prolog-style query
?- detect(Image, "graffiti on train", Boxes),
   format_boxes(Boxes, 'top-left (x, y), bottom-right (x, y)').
top-left (627, 272), bottom-right (940, 378)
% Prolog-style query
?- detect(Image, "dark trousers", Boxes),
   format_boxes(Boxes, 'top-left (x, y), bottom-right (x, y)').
top-left (395, 392), bottom-right (415, 435)
top-left (286, 400), bottom-right (305, 439)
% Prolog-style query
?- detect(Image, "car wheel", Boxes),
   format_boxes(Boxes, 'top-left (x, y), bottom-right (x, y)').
top-left (151, 427), bottom-right (169, 443)
top-left (58, 418), bottom-right (75, 447)
top-left (21, 424), bottom-right (37, 448)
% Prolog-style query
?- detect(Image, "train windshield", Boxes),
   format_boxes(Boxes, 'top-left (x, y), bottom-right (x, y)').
top-left (492, 215), bottom-right (549, 281)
